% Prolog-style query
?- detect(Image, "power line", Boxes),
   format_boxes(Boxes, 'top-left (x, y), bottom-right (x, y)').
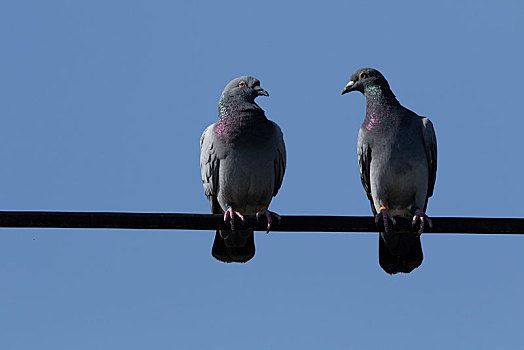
top-left (0, 211), bottom-right (523, 234)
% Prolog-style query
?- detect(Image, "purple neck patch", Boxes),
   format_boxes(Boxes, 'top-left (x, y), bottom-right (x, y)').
top-left (215, 99), bottom-right (270, 146)
top-left (366, 113), bottom-right (378, 130)
top-left (363, 86), bottom-right (400, 131)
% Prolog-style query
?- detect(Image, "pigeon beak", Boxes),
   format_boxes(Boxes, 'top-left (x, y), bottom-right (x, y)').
top-left (255, 87), bottom-right (269, 96)
top-left (341, 81), bottom-right (355, 95)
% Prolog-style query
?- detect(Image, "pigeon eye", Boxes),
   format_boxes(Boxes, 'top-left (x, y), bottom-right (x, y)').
top-left (238, 81), bottom-right (247, 88)
top-left (359, 72), bottom-right (368, 79)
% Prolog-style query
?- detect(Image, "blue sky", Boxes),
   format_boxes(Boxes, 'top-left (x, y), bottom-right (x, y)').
top-left (1, 1), bottom-right (523, 349)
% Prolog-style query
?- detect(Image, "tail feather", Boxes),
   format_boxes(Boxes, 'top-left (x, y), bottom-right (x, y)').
top-left (212, 230), bottom-right (255, 263)
top-left (379, 232), bottom-right (423, 274)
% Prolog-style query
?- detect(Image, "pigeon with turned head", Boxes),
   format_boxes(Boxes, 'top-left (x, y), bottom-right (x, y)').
top-left (341, 68), bottom-right (437, 274)
top-left (200, 76), bottom-right (286, 263)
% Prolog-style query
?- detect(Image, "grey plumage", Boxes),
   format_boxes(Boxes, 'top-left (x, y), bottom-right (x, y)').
top-left (342, 68), bottom-right (437, 274)
top-left (200, 76), bottom-right (286, 263)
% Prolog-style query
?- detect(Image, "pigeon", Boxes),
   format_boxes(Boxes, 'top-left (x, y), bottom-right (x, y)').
top-left (200, 76), bottom-right (286, 263)
top-left (341, 68), bottom-right (437, 274)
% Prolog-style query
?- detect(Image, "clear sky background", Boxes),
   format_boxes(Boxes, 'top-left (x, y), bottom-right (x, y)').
top-left (1, 1), bottom-right (523, 349)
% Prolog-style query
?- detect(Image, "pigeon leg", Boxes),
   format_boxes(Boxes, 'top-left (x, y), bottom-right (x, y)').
top-left (375, 206), bottom-right (396, 232)
top-left (223, 205), bottom-right (245, 231)
top-left (256, 205), bottom-right (281, 233)
top-left (411, 208), bottom-right (433, 234)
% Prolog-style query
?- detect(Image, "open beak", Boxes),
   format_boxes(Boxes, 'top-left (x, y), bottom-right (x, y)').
top-left (341, 81), bottom-right (355, 95)
top-left (255, 87), bottom-right (269, 96)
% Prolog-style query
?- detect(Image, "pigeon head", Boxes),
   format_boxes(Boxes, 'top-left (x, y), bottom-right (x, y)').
top-left (220, 76), bottom-right (269, 103)
top-left (215, 76), bottom-right (272, 145)
top-left (341, 68), bottom-right (391, 95)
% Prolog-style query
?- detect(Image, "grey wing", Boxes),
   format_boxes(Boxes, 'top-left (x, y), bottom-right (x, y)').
top-left (200, 124), bottom-right (220, 212)
top-left (357, 133), bottom-right (376, 215)
top-left (271, 121), bottom-right (287, 197)
top-left (421, 117), bottom-right (437, 202)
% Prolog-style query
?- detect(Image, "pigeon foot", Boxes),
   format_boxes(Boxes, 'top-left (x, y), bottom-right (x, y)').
top-left (375, 206), bottom-right (396, 232)
top-left (223, 206), bottom-right (245, 230)
top-left (411, 208), bottom-right (432, 234)
top-left (256, 206), bottom-right (281, 233)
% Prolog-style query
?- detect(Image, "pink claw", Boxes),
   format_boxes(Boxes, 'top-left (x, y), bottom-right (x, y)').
top-left (256, 207), bottom-right (281, 233)
top-left (223, 206), bottom-right (245, 230)
top-left (375, 207), bottom-right (396, 232)
top-left (412, 208), bottom-right (432, 234)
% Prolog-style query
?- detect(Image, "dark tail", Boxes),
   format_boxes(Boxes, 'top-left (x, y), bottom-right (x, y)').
top-left (212, 230), bottom-right (255, 263)
top-left (379, 232), bottom-right (423, 274)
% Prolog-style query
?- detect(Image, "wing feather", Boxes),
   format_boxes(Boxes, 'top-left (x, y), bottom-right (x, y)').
top-left (271, 122), bottom-right (287, 197)
top-left (421, 117), bottom-right (437, 201)
top-left (200, 125), bottom-right (220, 202)
top-left (358, 135), bottom-right (376, 215)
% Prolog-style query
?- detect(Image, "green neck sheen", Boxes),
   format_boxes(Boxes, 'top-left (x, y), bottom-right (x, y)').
top-left (364, 85), bottom-right (398, 105)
